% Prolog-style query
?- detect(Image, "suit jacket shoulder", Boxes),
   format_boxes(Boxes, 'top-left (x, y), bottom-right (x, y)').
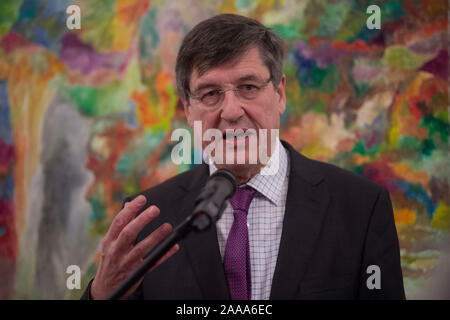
top-left (284, 140), bottom-right (384, 197)
top-left (279, 141), bottom-right (404, 299)
top-left (125, 164), bottom-right (209, 212)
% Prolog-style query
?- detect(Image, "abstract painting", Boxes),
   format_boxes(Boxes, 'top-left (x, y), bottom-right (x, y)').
top-left (0, 0), bottom-right (448, 299)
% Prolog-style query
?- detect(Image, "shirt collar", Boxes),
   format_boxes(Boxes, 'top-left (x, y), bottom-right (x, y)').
top-left (208, 138), bottom-right (289, 206)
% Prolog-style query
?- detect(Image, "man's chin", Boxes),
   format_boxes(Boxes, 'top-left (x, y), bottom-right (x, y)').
top-left (215, 162), bottom-right (252, 171)
top-left (214, 162), bottom-right (262, 183)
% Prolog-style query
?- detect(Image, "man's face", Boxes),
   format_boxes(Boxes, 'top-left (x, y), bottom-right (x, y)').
top-left (182, 47), bottom-right (286, 175)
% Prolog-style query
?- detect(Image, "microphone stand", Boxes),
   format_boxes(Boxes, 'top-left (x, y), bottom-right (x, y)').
top-left (107, 171), bottom-right (233, 300)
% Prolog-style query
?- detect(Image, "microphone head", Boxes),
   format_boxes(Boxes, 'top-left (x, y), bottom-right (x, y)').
top-left (209, 168), bottom-right (237, 197)
top-left (191, 168), bottom-right (237, 231)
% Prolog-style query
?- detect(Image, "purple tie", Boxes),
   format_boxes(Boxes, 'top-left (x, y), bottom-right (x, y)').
top-left (224, 185), bottom-right (256, 300)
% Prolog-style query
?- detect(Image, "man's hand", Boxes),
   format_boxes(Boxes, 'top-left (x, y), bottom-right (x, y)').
top-left (90, 195), bottom-right (179, 299)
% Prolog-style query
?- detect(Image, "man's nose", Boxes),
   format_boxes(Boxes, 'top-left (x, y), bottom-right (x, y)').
top-left (220, 90), bottom-right (244, 122)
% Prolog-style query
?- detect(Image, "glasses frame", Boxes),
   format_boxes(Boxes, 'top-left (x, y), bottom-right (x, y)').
top-left (188, 77), bottom-right (272, 107)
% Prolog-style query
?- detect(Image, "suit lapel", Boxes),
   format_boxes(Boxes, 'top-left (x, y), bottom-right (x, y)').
top-left (178, 164), bottom-right (230, 299)
top-left (270, 142), bottom-right (330, 299)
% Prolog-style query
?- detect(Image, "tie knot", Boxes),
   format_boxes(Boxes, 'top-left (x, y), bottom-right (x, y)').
top-left (230, 186), bottom-right (256, 213)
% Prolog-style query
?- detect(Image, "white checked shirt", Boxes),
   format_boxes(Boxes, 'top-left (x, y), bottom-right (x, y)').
top-left (209, 139), bottom-right (290, 300)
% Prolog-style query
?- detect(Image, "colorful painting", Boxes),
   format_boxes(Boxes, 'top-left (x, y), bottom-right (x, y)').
top-left (0, 0), bottom-right (448, 299)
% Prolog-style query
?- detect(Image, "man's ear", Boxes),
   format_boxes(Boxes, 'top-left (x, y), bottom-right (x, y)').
top-left (181, 97), bottom-right (194, 127)
top-left (276, 74), bottom-right (286, 115)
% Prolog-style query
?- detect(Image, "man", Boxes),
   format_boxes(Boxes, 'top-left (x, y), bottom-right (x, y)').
top-left (82, 14), bottom-right (405, 300)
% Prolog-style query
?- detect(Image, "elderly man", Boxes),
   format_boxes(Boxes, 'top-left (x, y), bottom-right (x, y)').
top-left (82, 14), bottom-right (405, 300)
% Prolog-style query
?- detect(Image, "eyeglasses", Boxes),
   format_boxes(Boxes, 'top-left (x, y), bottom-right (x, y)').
top-left (189, 77), bottom-right (272, 107)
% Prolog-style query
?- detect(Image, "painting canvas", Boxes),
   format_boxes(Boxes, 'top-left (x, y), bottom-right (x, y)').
top-left (0, 0), bottom-right (448, 299)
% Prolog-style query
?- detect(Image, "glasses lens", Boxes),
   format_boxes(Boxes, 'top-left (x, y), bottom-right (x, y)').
top-left (196, 80), bottom-right (268, 106)
top-left (237, 84), bottom-right (259, 100)
top-left (201, 90), bottom-right (220, 106)
top-left (238, 85), bottom-right (259, 100)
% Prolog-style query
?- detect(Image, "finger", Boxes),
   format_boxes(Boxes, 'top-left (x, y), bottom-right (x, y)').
top-left (115, 205), bottom-right (161, 251)
top-left (126, 223), bottom-right (173, 263)
top-left (104, 195), bottom-right (148, 243)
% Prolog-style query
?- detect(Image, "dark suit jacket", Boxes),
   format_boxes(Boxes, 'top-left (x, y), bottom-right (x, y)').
top-left (82, 140), bottom-right (405, 299)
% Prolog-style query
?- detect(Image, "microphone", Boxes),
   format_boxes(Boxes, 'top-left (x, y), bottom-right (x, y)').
top-left (191, 169), bottom-right (237, 231)
top-left (108, 168), bottom-right (237, 299)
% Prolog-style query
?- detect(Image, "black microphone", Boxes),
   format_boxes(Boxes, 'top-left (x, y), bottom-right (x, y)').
top-left (191, 169), bottom-right (237, 231)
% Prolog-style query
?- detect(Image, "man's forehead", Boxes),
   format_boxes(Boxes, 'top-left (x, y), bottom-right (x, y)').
top-left (189, 47), bottom-right (269, 87)
top-left (192, 72), bottom-right (266, 87)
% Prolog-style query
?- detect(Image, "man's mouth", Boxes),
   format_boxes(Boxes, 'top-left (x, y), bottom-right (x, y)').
top-left (221, 129), bottom-right (255, 146)
top-left (223, 128), bottom-right (252, 138)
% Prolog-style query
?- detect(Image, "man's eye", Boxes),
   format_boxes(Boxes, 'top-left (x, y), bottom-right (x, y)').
top-left (203, 90), bottom-right (220, 98)
top-left (240, 84), bottom-right (258, 91)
